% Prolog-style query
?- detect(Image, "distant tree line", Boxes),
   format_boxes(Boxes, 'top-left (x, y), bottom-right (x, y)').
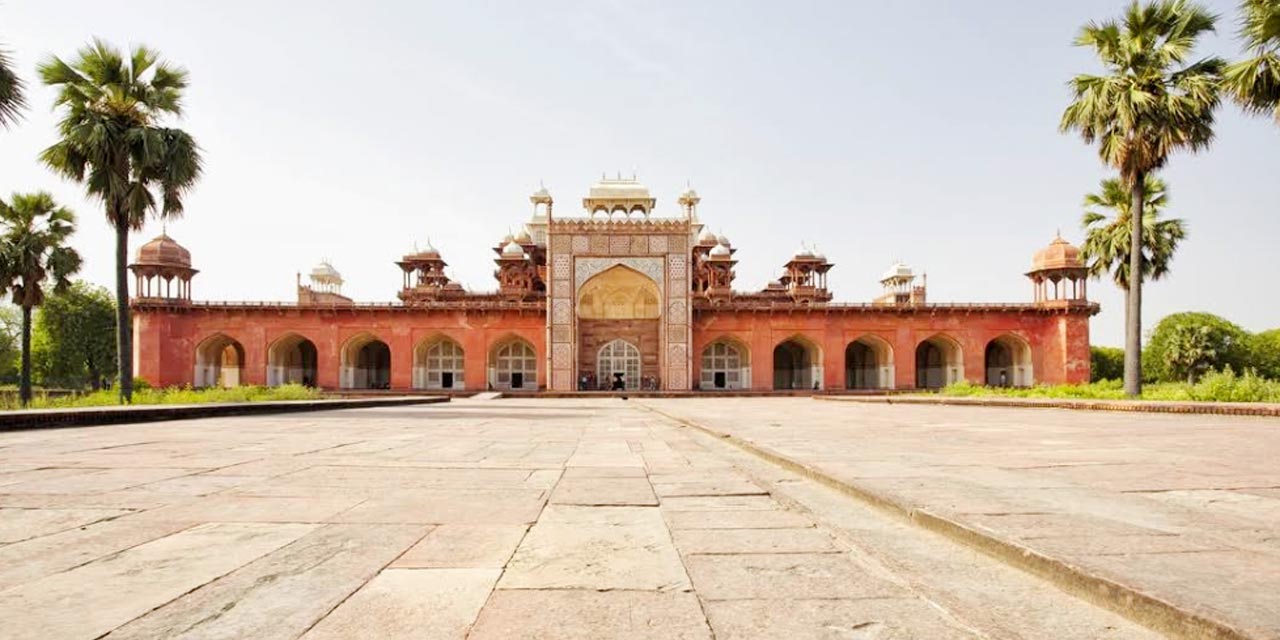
top-left (1092, 312), bottom-right (1280, 384)
top-left (0, 281), bottom-right (116, 391)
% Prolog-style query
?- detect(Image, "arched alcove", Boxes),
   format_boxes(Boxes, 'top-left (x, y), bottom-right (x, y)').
top-left (489, 338), bottom-right (537, 390)
top-left (773, 336), bottom-right (823, 390)
top-left (915, 334), bottom-right (963, 389)
top-left (194, 334), bottom-right (245, 388)
top-left (985, 334), bottom-right (1033, 387)
top-left (700, 338), bottom-right (751, 390)
top-left (267, 333), bottom-right (317, 387)
top-left (341, 333), bottom-right (391, 390)
top-left (845, 335), bottom-right (894, 390)
top-left (415, 336), bottom-right (465, 390)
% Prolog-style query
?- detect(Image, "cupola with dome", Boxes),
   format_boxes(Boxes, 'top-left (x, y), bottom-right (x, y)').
top-left (129, 233), bottom-right (198, 303)
top-left (1027, 233), bottom-right (1089, 305)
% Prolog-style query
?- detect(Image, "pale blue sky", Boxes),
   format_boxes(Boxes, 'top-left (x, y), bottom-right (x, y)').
top-left (2, 1), bottom-right (1277, 347)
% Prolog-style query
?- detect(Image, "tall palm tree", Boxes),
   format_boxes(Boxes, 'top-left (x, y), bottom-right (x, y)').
top-left (1224, 0), bottom-right (1280, 122)
top-left (0, 45), bottom-right (25, 127)
top-left (1081, 175), bottom-right (1187, 293)
top-left (1061, 0), bottom-right (1224, 396)
top-left (40, 40), bottom-right (201, 402)
top-left (0, 193), bottom-right (81, 406)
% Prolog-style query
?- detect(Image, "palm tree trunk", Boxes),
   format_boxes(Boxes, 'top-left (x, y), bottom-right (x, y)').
top-left (115, 222), bottom-right (133, 403)
top-left (1125, 172), bottom-right (1146, 397)
top-left (19, 305), bottom-right (31, 407)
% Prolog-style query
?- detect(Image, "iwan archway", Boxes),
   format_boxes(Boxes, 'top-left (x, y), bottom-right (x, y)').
top-left (576, 265), bottom-right (661, 390)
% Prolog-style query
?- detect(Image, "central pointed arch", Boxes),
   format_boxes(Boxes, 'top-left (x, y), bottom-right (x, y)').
top-left (267, 333), bottom-right (317, 387)
top-left (341, 333), bottom-right (391, 389)
top-left (773, 335), bottom-right (823, 390)
top-left (597, 339), bottom-right (641, 390)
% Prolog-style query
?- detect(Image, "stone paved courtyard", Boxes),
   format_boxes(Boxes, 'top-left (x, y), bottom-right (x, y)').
top-left (0, 398), bottom-right (1272, 638)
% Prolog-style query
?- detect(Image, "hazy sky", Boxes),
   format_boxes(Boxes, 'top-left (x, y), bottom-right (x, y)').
top-left (2, 1), bottom-right (1276, 346)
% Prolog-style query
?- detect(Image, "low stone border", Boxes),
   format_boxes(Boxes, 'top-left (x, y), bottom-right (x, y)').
top-left (640, 403), bottom-right (1258, 640)
top-left (818, 394), bottom-right (1280, 417)
top-left (0, 396), bottom-right (450, 432)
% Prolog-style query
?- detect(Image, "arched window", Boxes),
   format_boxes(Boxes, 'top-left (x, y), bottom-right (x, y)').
top-left (701, 340), bottom-right (750, 390)
top-left (416, 338), bottom-right (465, 390)
top-left (597, 339), bottom-right (642, 390)
top-left (491, 339), bottom-right (537, 390)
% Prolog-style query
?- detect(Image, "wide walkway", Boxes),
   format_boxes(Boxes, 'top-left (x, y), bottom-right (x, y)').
top-left (0, 398), bottom-right (1184, 638)
top-left (643, 397), bottom-right (1280, 639)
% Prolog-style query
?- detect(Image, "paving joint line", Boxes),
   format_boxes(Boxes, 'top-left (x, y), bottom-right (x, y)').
top-left (636, 401), bottom-right (1258, 640)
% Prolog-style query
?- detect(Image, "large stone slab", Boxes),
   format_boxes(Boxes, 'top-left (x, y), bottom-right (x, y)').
top-left (130, 494), bottom-right (363, 523)
top-left (392, 524), bottom-right (528, 568)
top-left (664, 509), bottom-right (813, 530)
top-left (469, 589), bottom-right (712, 639)
top-left (673, 527), bottom-right (840, 554)
top-left (0, 522), bottom-right (313, 640)
top-left (703, 597), bottom-right (980, 639)
top-left (302, 568), bottom-right (499, 640)
top-left (332, 489), bottom-right (546, 524)
top-left (0, 517), bottom-right (193, 589)
top-left (500, 505), bottom-right (690, 591)
top-left (550, 477), bottom-right (658, 506)
top-left (106, 523), bottom-right (426, 639)
top-left (683, 553), bottom-right (907, 600)
top-left (0, 506), bottom-right (132, 543)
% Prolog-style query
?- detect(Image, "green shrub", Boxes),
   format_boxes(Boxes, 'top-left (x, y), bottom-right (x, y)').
top-left (1143, 313), bottom-right (1252, 383)
top-left (1090, 346), bottom-right (1125, 382)
top-left (937, 369), bottom-right (1279, 403)
top-left (0, 383), bottom-right (322, 411)
top-left (1249, 329), bottom-right (1280, 380)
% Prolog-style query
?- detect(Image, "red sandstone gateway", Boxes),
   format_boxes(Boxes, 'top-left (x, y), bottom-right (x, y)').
top-left (131, 176), bottom-right (1096, 393)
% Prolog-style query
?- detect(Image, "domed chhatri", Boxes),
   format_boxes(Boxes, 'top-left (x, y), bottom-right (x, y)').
top-left (501, 240), bottom-right (525, 257)
top-left (134, 233), bottom-right (193, 269)
top-left (1026, 233), bottom-right (1088, 305)
top-left (309, 260), bottom-right (343, 286)
top-left (129, 233), bottom-right (198, 302)
top-left (709, 242), bottom-right (732, 259)
top-left (697, 229), bottom-right (718, 246)
top-left (1032, 234), bottom-right (1084, 271)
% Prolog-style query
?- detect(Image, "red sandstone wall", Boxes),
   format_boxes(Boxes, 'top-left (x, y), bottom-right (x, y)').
top-left (135, 305), bottom-right (1091, 391)
top-left (691, 309), bottom-right (1091, 389)
top-left (134, 308), bottom-right (546, 391)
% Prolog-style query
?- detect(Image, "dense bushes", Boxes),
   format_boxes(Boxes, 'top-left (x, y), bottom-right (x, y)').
top-left (1142, 313), bottom-right (1253, 383)
top-left (1090, 346), bottom-right (1125, 382)
top-left (0, 383), bottom-right (321, 410)
top-left (943, 368), bottom-right (1280, 403)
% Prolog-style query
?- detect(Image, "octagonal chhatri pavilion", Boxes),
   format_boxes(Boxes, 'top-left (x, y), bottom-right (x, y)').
top-left (131, 175), bottom-right (1097, 392)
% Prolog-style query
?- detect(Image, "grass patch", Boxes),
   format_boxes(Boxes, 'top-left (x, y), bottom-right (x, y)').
top-left (2, 384), bottom-right (323, 411)
top-left (938, 368), bottom-right (1280, 403)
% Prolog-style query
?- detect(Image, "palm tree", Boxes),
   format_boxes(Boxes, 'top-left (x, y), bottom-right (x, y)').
top-left (40, 40), bottom-right (202, 402)
top-left (1061, 0), bottom-right (1224, 396)
top-left (0, 45), bottom-right (25, 127)
top-left (0, 193), bottom-right (82, 406)
top-left (1224, 0), bottom-right (1280, 122)
top-left (1081, 175), bottom-right (1187, 293)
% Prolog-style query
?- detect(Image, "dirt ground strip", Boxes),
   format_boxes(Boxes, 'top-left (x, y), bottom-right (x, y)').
top-left (0, 398), bottom-right (1184, 639)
